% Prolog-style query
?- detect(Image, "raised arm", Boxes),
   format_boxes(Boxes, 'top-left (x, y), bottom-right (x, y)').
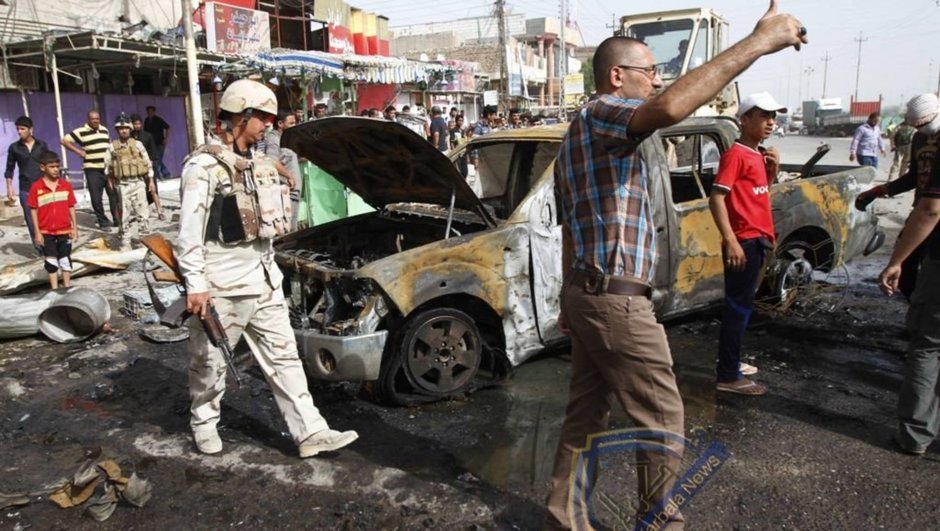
top-left (631, 0), bottom-right (806, 133)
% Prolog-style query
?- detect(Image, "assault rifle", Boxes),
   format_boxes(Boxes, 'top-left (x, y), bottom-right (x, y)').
top-left (141, 234), bottom-right (242, 387)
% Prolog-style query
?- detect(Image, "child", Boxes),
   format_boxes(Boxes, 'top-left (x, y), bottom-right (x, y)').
top-left (27, 151), bottom-right (77, 289)
top-left (708, 92), bottom-right (786, 396)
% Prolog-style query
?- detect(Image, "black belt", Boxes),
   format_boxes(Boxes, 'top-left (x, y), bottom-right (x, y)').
top-left (569, 270), bottom-right (651, 298)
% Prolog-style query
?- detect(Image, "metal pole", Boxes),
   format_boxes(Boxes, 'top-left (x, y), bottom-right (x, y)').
top-left (181, 0), bottom-right (204, 147)
top-left (559, 0), bottom-right (566, 117)
top-left (50, 50), bottom-right (79, 200)
top-left (853, 31), bottom-right (867, 101)
top-left (821, 51), bottom-right (830, 99)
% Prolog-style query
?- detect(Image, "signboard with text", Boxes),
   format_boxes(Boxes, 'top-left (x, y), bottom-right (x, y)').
top-left (205, 2), bottom-right (271, 55)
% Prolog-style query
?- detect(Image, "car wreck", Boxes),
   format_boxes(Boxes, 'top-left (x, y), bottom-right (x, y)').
top-left (276, 117), bottom-right (884, 404)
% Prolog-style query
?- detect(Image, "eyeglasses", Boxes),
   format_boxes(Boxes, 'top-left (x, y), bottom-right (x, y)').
top-left (617, 64), bottom-right (661, 79)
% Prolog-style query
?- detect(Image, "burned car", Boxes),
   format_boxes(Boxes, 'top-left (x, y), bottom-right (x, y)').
top-left (277, 117), bottom-right (883, 404)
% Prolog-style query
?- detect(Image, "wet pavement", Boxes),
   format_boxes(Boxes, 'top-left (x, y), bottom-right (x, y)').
top-left (1, 136), bottom-right (939, 529)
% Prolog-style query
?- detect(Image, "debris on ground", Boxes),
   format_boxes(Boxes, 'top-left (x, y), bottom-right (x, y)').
top-left (48, 459), bottom-right (152, 521)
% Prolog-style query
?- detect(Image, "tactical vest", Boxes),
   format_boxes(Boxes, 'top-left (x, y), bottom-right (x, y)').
top-left (186, 144), bottom-right (291, 244)
top-left (110, 139), bottom-right (150, 179)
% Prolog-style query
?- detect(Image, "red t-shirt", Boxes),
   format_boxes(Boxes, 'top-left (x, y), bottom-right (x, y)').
top-left (27, 178), bottom-right (76, 235)
top-left (712, 142), bottom-right (775, 242)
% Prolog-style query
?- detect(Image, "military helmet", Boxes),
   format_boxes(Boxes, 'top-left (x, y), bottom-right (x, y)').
top-left (219, 79), bottom-right (278, 117)
top-left (114, 113), bottom-right (133, 129)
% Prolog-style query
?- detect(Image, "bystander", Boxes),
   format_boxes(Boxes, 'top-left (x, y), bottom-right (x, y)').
top-left (5, 116), bottom-right (48, 254)
top-left (27, 151), bottom-right (77, 289)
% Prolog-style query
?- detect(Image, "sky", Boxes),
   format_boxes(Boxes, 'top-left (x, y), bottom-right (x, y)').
top-left (352, 0), bottom-right (939, 112)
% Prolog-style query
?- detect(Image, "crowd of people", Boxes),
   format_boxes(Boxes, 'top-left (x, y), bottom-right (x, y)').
top-left (4, 1), bottom-right (940, 527)
top-left (4, 105), bottom-right (175, 290)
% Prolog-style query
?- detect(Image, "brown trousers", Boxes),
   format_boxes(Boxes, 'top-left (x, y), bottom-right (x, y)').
top-left (545, 280), bottom-right (685, 530)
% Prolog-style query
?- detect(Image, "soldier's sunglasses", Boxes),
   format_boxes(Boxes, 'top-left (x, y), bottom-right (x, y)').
top-left (246, 109), bottom-right (276, 125)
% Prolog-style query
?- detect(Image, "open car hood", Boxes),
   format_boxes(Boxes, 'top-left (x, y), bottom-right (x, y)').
top-left (282, 117), bottom-right (494, 225)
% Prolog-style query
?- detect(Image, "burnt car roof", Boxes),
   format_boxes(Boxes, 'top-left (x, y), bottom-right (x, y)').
top-left (282, 117), bottom-right (489, 219)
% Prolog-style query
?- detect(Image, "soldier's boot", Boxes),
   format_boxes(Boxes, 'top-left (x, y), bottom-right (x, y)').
top-left (194, 429), bottom-right (223, 455)
top-left (298, 429), bottom-right (358, 458)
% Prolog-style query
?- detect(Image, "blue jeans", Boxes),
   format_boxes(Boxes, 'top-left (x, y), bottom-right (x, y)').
top-left (154, 144), bottom-right (169, 178)
top-left (858, 155), bottom-right (878, 168)
top-left (20, 189), bottom-right (42, 254)
top-left (717, 238), bottom-right (768, 382)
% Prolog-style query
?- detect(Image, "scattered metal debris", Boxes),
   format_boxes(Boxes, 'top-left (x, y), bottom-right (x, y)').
top-left (48, 459), bottom-right (152, 521)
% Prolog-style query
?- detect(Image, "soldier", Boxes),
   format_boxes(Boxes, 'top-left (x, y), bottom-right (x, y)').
top-left (176, 79), bottom-right (357, 457)
top-left (104, 113), bottom-right (153, 248)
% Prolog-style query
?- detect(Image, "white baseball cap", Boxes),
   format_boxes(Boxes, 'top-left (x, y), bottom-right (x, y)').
top-left (738, 92), bottom-right (788, 118)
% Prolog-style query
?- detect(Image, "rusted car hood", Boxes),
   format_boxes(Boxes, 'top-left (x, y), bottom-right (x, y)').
top-left (281, 117), bottom-right (490, 220)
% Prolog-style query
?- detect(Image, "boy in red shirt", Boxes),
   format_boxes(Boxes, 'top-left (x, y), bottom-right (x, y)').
top-left (27, 151), bottom-right (77, 289)
top-left (708, 92), bottom-right (786, 395)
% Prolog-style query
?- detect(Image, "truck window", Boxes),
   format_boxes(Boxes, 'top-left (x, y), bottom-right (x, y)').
top-left (687, 19), bottom-right (708, 71)
top-left (662, 134), bottom-right (722, 204)
top-left (625, 19), bottom-right (694, 79)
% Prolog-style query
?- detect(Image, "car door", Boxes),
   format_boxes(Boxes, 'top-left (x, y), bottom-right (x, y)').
top-left (513, 141), bottom-right (565, 343)
top-left (657, 130), bottom-right (727, 315)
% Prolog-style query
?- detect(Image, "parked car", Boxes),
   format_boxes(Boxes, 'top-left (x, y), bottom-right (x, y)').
top-left (276, 117), bottom-right (884, 404)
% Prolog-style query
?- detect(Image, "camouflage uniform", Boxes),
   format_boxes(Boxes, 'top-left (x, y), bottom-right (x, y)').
top-left (176, 144), bottom-right (328, 445)
top-left (104, 138), bottom-right (152, 244)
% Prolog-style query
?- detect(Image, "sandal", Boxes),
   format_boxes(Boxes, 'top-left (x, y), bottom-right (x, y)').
top-left (158, 211), bottom-right (166, 221)
top-left (717, 378), bottom-right (767, 396)
top-left (740, 362), bottom-right (758, 376)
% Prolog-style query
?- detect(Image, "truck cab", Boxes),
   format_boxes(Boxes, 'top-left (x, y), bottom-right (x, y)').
top-left (617, 8), bottom-right (739, 117)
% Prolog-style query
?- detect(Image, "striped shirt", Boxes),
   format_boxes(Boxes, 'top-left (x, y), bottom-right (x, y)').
top-left (555, 94), bottom-right (656, 283)
top-left (69, 124), bottom-right (111, 170)
top-left (27, 178), bottom-right (76, 234)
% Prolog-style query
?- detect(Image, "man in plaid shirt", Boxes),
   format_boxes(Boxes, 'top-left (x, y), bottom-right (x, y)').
top-left (546, 1), bottom-right (809, 529)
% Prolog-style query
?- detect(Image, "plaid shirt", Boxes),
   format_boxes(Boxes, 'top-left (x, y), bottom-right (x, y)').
top-left (555, 95), bottom-right (656, 283)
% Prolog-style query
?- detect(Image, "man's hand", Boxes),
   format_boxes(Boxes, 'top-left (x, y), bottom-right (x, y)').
top-left (33, 233), bottom-right (44, 249)
top-left (70, 227), bottom-right (78, 241)
top-left (881, 149), bottom-right (887, 158)
top-left (6, 188), bottom-right (13, 202)
top-left (855, 184), bottom-right (886, 211)
top-left (752, 0), bottom-right (808, 53)
top-left (879, 263), bottom-right (902, 296)
top-left (187, 292), bottom-right (212, 318)
top-left (763, 146), bottom-right (780, 178)
top-left (148, 180), bottom-right (156, 195)
top-left (849, 152), bottom-right (856, 162)
top-left (723, 238), bottom-right (747, 272)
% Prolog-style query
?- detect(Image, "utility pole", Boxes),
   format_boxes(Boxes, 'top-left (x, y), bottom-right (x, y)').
top-left (804, 66), bottom-right (815, 102)
top-left (496, 0), bottom-right (508, 111)
top-left (820, 51), bottom-right (831, 99)
top-left (853, 31), bottom-right (868, 101)
top-left (181, 0), bottom-right (204, 146)
top-left (606, 13), bottom-right (619, 35)
top-left (559, 0), bottom-right (567, 117)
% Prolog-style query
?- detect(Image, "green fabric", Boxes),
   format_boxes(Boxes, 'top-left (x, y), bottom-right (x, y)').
top-left (297, 161), bottom-right (375, 228)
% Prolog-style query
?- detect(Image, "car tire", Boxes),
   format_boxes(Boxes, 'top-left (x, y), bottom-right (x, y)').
top-left (376, 308), bottom-right (483, 405)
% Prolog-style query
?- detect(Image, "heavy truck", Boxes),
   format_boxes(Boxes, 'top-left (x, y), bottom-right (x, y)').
top-left (803, 96), bottom-right (882, 136)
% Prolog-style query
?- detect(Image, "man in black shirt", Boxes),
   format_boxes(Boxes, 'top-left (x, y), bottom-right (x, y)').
top-left (877, 93), bottom-right (940, 455)
top-left (132, 114), bottom-right (164, 220)
top-left (5, 116), bottom-right (48, 253)
top-left (144, 105), bottom-right (170, 179)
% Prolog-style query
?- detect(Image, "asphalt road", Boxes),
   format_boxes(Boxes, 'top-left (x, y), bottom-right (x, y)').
top-left (1, 134), bottom-right (937, 530)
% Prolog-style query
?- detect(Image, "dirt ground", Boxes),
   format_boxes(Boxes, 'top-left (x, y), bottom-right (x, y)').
top-left (1, 138), bottom-right (938, 530)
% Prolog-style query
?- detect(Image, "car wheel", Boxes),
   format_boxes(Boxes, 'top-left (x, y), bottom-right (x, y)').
top-left (376, 308), bottom-right (483, 405)
top-left (774, 243), bottom-right (815, 305)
